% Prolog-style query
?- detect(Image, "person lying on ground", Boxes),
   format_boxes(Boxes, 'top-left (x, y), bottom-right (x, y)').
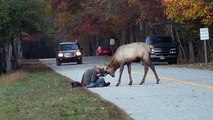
top-left (81, 66), bottom-right (110, 88)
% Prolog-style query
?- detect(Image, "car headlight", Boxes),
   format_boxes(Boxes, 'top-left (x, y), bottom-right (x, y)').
top-left (58, 53), bottom-right (63, 57)
top-left (75, 50), bottom-right (82, 56)
top-left (169, 48), bottom-right (176, 54)
top-left (151, 48), bottom-right (155, 54)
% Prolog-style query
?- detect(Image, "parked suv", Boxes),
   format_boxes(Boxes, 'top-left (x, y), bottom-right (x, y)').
top-left (56, 42), bottom-right (82, 66)
top-left (145, 35), bottom-right (178, 64)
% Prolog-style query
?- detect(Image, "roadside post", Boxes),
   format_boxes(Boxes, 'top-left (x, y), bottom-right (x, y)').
top-left (200, 28), bottom-right (209, 66)
top-left (110, 38), bottom-right (115, 54)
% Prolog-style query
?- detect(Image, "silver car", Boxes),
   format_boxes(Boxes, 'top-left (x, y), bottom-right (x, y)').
top-left (56, 42), bottom-right (82, 66)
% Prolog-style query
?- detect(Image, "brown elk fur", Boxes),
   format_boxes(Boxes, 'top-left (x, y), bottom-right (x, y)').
top-left (105, 42), bottom-right (160, 86)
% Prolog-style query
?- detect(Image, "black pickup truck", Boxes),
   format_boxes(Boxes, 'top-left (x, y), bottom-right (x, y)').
top-left (145, 35), bottom-right (178, 64)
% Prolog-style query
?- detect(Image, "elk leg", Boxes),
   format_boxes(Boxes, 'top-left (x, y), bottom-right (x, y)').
top-left (140, 64), bottom-right (149, 85)
top-left (127, 63), bottom-right (133, 85)
top-left (149, 64), bottom-right (160, 84)
top-left (116, 64), bottom-right (124, 86)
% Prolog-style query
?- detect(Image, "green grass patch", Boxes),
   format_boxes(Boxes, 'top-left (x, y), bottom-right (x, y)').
top-left (0, 60), bottom-right (132, 120)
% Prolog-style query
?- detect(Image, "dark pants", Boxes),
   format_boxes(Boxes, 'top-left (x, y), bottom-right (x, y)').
top-left (85, 78), bottom-right (105, 88)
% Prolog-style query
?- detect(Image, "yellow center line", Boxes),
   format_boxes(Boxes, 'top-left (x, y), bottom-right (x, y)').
top-left (132, 71), bottom-right (213, 90)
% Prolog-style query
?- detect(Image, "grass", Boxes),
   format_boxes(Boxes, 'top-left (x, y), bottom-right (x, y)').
top-left (0, 59), bottom-right (132, 120)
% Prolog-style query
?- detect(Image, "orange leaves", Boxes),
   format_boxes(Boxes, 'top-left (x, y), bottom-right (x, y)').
top-left (127, 0), bottom-right (138, 6)
top-left (137, 0), bottom-right (165, 22)
top-left (163, 0), bottom-right (213, 25)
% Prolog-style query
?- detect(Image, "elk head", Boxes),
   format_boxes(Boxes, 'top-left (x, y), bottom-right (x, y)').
top-left (104, 64), bottom-right (115, 77)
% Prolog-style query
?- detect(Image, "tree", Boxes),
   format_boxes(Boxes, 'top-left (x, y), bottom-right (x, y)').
top-left (163, 0), bottom-right (213, 26)
top-left (0, 0), bottom-right (54, 74)
top-left (50, 0), bottom-right (212, 63)
top-left (163, 0), bottom-right (213, 62)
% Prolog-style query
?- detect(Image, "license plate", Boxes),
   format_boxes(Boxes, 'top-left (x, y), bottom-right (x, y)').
top-left (64, 53), bottom-right (73, 58)
top-left (160, 56), bottom-right (165, 60)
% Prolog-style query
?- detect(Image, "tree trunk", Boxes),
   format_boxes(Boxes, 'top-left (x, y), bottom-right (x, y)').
top-left (175, 28), bottom-right (187, 61)
top-left (4, 43), bottom-right (13, 73)
top-left (121, 28), bottom-right (127, 45)
top-left (188, 39), bottom-right (195, 63)
top-left (129, 24), bottom-right (134, 43)
top-left (1, 36), bottom-right (22, 74)
top-left (96, 34), bottom-right (99, 48)
top-left (168, 24), bottom-right (186, 62)
top-left (0, 49), bottom-right (3, 74)
top-left (169, 24), bottom-right (175, 41)
top-left (207, 40), bottom-right (213, 59)
top-left (12, 35), bottom-right (20, 70)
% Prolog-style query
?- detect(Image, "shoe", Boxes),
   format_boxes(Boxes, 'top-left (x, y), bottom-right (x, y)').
top-left (104, 82), bottom-right (110, 87)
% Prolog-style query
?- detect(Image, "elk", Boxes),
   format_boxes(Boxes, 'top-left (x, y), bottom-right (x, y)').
top-left (104, 42), bottom-right (160, 86)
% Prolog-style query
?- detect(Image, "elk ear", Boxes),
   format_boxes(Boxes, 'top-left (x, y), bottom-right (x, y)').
top-left (103, 68), bottom-right (108, 76)
top-left (103, 66), bottom-right (107, 71)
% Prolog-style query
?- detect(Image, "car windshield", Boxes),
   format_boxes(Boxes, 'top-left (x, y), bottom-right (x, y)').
top-left (58, 44), bottom-right (78, 51)
top-left (146, 36), bottom-right (173, 45)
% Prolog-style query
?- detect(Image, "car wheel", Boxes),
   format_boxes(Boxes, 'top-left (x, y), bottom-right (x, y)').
top-left (77, 60), bottom-right (82, 64)
top-left (56, 60), bottom-right (61, 66)
top-left (168, 59), bottom-right (177, 64)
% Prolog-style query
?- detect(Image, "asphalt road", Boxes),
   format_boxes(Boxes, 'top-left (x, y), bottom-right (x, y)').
top-left (40, 56), bottom-right (213, 120)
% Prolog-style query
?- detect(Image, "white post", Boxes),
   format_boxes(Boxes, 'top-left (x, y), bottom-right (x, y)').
top-left (204, 40), bottom-right (207, 66)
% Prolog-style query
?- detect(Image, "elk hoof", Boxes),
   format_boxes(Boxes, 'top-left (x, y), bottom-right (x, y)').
top-left (140, 82), bottom-right (144, 85)
top-left (116, 83), bottom-right (120, 86)
top-left (129, 82), bottom-right (133, 85)
top-left (156, 81), bottom-right (159, 84)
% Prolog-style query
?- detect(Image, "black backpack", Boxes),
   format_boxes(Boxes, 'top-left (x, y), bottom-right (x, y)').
top-left (71, 81), bottom-right (85, 87)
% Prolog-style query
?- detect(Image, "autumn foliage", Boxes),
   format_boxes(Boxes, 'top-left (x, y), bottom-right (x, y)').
top-left (163, 0), bottom-right (213, 26)
top-left (49, 0), bottom-right (213, 62)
